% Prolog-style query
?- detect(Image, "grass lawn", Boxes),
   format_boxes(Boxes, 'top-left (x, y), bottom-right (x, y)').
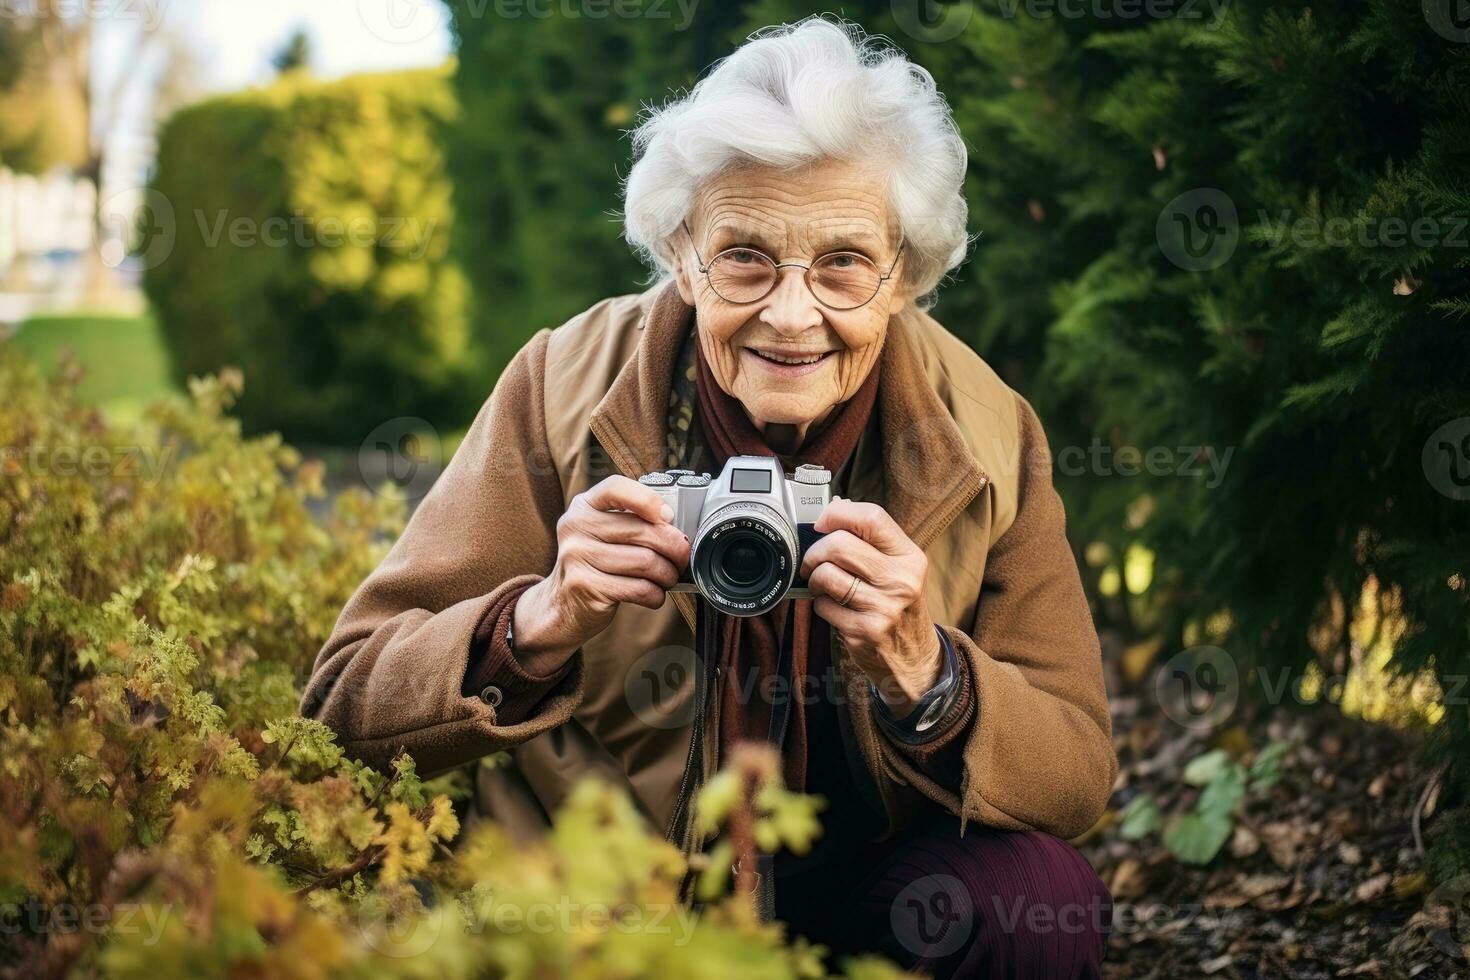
top-left (7, 312), bottom-right (175, 425)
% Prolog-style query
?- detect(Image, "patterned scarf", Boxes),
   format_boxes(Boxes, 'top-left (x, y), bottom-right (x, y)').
top-left (664, 332), bottom-right (880, 791)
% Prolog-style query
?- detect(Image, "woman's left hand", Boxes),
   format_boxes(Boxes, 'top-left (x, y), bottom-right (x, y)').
top-left (800, 498), bottom-right (942, 713)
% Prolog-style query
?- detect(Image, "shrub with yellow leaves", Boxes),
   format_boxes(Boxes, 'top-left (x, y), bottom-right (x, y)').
top-left (0, 348), bottom-right (902, 979)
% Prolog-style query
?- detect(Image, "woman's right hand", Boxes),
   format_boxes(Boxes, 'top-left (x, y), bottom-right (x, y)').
top-left (512, 475), bottom-right (691, 660)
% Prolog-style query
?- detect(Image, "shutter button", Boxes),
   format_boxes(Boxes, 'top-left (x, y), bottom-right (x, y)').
top-left (479, 685), bottom-right (503, 708)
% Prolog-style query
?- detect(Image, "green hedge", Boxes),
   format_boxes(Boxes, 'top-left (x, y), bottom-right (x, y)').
top-left (144, 66), bottom-right (475, 444)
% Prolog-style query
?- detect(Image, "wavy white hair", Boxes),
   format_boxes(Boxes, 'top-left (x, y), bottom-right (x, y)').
top-left (621, 17), bottom-right (971, 310)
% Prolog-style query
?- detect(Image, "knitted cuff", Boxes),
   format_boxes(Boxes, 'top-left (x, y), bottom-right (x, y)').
top-left (462, 577), bottom-right (577, 724)
top-left (875, 627), bottom-right (977, 784)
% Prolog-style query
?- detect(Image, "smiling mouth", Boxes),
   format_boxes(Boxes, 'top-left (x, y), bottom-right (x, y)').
top-left (748, 348), bottom-right (835, 366)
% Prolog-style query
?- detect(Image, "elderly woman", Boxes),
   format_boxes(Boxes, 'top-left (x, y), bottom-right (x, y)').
top-left (303, 19), bottom-right (1115, 978)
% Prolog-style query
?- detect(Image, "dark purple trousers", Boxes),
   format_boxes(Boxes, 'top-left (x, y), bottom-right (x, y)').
top-left (773, 809), bottom-right (1111, 979)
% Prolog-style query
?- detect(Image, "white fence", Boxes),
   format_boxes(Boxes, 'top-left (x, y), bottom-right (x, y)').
top-left (0, 168), bottom-right (98, 267)
top-left (0, 167), bottom-right (146, 322)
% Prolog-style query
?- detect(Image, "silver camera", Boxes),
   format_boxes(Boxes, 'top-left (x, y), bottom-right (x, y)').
top-left (639, 455), bottom-right (832, 617)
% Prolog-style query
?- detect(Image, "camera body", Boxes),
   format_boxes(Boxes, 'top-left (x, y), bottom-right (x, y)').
top-left (640, 455), bottom-right (831, 617)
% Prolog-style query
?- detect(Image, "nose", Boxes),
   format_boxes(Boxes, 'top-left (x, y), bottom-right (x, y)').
top-left (758, 266), bottom-right (823, 337)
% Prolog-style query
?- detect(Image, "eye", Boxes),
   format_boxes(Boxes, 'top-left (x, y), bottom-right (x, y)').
top-left (728, 248), bottom-right (761, 264)
top-left (828, 254), bottom-right (857, 269)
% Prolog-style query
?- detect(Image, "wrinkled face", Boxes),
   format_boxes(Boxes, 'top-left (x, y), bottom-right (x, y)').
top-left (673, 159), bottom-right (911, 437)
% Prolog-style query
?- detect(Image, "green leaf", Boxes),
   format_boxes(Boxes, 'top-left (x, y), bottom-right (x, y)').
top-left (1118, 794), bottom-right (1163, 841)
top-left (1198, 763), bottom-right (1247, 818)
top-left (1183, 748), bottom-right (1231, 786)
top-left (1164, 810), bottom-right (1233, 866)
top-left (1248, 740), bottom-right (1292, 792)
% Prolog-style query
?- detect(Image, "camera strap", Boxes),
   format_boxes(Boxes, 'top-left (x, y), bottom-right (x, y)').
top-left (765, 606), bottom-right (798, 752)
top-left (756, 605), bottom-right (799, 925)
top-left (690, 600), bottom-right (796, 924)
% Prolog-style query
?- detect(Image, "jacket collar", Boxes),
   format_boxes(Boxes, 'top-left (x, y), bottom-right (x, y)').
top-left (587, 281), bottom-right (987, 551)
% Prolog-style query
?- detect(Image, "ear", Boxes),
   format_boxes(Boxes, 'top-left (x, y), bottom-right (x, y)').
top-left (884, 218), bottom-right (915, 314)
top-left (672, 238), bottom-right (697, 306)
top-left (886, 263), bottom-right (915, 315)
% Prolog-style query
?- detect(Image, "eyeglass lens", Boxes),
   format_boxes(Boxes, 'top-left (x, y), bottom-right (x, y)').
top-left (706, 249), bottom-right (883, 310)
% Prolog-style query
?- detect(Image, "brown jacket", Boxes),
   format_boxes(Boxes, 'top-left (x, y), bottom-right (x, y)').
top-left (300, 280), bottom-right (1116, 849)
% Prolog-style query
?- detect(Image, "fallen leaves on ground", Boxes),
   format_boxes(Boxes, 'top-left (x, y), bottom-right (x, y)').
top-left (1086, 642), bottom-right (1465, 979)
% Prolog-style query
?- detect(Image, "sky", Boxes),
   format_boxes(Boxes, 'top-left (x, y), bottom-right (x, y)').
top-left (171, 0), bottom-right (454, 93)
top-left (87, 1), bottom-right (454, 186)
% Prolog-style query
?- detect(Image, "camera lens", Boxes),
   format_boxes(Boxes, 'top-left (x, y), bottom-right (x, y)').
top-left (720, 539), bottom-right (765, 586)
top-left (690, 504), bottom-right (798, 617)
top-left (708, 529), bottom-right (781, 601)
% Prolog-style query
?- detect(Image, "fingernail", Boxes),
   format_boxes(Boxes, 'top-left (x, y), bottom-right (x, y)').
top-left (660, 504), bottom-right (675, 522)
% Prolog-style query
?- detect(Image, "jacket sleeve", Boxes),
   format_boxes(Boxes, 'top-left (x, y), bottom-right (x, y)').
top-left (298, 330), bottom-right (582, 775)
top-left (882, 393), bottom-right (1118, 840)
top-left (877, 639), bottom-right (976, 789)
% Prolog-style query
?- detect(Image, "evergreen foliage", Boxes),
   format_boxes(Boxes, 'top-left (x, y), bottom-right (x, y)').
top-left (929, 1), bottom-right (1469, 754)
top-left (144, 66), bottom-right (475, 444)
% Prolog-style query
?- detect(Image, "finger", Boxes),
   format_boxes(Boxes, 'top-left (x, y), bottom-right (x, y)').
top-left (586, 569), bottom-right (668, 611)
top-left (584, 510), bottom-right (691, 564)
top-left (813, 499), bottom-right (911, 555)
top-left (805, 561), bottom-right (878, 612)
top-left (812, 596), bottom-right (872, 645)
top-left (581, 475), bottom-right (674, 524)
top-left (582, 543), bottom-right (681, 590)
top-left (800, 528), bottom-right (883, 581)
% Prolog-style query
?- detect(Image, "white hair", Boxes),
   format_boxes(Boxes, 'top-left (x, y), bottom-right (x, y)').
top-left (621, 17), bottom-right (972, 309)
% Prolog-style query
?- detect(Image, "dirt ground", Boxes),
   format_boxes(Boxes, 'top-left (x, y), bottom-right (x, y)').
top-left (1085, 666), bottom-right (1465, 979)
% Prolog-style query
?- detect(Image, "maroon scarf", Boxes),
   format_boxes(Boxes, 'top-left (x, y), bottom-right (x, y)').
top-left (694, 341), bottom-right (880, 791)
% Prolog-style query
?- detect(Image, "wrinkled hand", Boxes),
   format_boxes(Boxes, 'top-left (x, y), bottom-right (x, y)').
top-left (799, 498), bottom-right (942, 713)
top-left (514, 476), bottom-right (690, 660)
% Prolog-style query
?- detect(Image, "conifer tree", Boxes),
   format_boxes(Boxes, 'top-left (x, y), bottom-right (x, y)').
top-left (917, 1), bottom-right (1469, 766)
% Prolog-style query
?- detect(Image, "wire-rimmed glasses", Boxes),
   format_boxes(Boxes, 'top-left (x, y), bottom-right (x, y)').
top-left (682, 221), bottom-right (904, 311)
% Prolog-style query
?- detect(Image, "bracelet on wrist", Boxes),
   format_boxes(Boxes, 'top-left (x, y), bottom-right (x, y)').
top-left (870, 625), bottom-right (962, 746)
